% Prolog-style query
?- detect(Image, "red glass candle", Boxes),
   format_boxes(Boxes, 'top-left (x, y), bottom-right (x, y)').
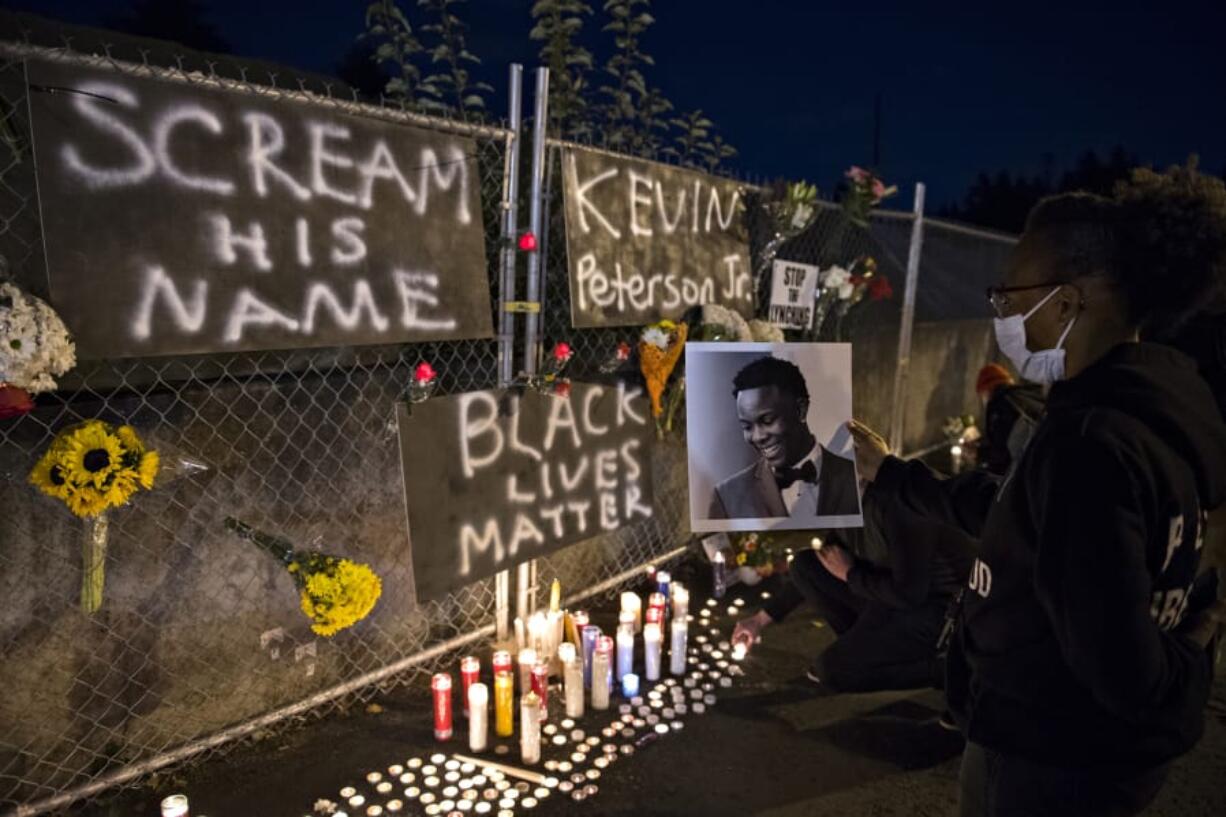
top-left (432, 673), bottom-right (453, 741)
top-left (460, 656), bottom-right (480, 717)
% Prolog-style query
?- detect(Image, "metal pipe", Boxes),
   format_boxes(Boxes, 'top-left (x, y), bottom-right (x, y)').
top-left (520, 67), bottom-right (550, 376)
top-left (491, 64), bottom-right (524, 645)
top-left (498, 63), bottom-right (524, 388)
top-left (0, 41), bottom-right (515, 142)
top-left (888, 182), bottom-right (926, 453)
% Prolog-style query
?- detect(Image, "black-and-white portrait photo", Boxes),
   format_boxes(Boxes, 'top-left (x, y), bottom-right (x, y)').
top-left (686, 343), bottom-right (863, 532)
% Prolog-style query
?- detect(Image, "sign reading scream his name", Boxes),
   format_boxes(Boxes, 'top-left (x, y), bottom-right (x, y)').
top-left (26, 59), bottom-right (492, 358)
top-left (562, 147), bottom-right (752, 328)
top-left (397, 382), bottom-right (653, 601)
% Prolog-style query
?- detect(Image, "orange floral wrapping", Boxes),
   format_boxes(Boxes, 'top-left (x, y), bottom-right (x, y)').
top-left (638, 323), bottom-right (688, 417)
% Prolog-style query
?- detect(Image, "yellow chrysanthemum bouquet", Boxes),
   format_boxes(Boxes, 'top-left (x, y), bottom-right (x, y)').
top-left (225, 518), bottom-right (382, 637)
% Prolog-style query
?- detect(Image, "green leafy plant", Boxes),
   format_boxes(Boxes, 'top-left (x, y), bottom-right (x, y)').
top-left (530, 0), bottom-right (596, 139)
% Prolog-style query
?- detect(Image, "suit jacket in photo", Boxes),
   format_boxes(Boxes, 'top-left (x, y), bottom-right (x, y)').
top-left (707, 445), bottom-right (860, 520)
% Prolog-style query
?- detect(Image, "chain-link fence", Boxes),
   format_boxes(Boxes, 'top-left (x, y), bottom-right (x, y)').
top-left (0, 13), bottom-right (1019, 816)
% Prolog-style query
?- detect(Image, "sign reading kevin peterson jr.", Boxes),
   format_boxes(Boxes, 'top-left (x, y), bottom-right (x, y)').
top-left (561, 146), bottom-right (752, 328)
top-left (26, 58), bottom-right (492, 359)
top-left (396, 381), bottom-right (654, 601)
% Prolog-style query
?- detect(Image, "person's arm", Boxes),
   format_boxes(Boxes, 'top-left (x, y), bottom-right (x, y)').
top-left (1032, 436), bottom-right (1211, 716)
top-left (849, 419), bottom-right (999, 538)
top-left (873, 455), bottom-right (999, 539)
top-left (762, 580), bottom-right (804, 622)
top-left (845, 518), bottom-right (937, 609)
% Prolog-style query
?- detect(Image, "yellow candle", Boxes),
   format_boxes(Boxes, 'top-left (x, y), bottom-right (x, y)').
top-left (494, 671), bottom-right (514, 737)
top-left (549, 578), bottom-right (561, 613)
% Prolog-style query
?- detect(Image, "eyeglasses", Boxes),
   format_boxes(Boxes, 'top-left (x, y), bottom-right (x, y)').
top-left (985, 281), bottom-right (1070, 318)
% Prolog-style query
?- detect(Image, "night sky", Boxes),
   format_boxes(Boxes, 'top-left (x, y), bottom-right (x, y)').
top-left (6, 0), bottom-right (1225, 212)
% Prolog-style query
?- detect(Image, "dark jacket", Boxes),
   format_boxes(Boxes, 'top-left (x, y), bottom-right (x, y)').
top-left (708, 445), bottom-right (860, 519)
top-left (876, 343), bottom-right (1226, 771)
top-left (763, 481), bottom-right (976, 621)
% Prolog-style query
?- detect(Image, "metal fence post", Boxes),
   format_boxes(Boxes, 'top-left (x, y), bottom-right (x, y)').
top-left (888, 182), bottom-right (926, 453)
top-left (515, 67), bottom-right (550, 622)
top-left (494, 63), bottom-right (523, 643)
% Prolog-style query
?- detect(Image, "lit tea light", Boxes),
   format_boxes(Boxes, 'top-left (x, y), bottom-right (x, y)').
top-left (558, 761), bottom-right (573, 773)
top-left (585, 769), bottom-right (602, 781)
top-left (399, 773), bottom-right (415, 784)
top-left (522, 796), bottom-right (538, 808)
top-left (439, 801), bottom-right (455, 812)
top-left (405, 786), bottom-right (422, 799)
top-left (367, 772), bottom-right (383, 784)
top-left (570, 752), bottom-right (585, 763)
top-left (408, 759), bottom-right (424, 770)
top-left (423, 765), bottom-right (438, 776)
top-left (706, 599), bottom-right (717, 607)
top-left (443, 786), bottom-right (459, 798)
top-left (593, 756), bottom-right (609, 769)
top-left (377, 782), bottom-right (393, 795)
top-left (535, 786), bottom-right (551, 798)
top-left (704, 694), bottom-right (717, 705)
top-left (387, 801), bottom-right (403, 812)
top-left (726, 606), bottom-right (737, 616)
top-left (431, 754), bottom-right (447, 764)
top-left (419, 793), bottom-right (436, 805)
top-left (460, 762), bottom-right (475, 774)
top-left (340, 786), bottom-right (358, 798)
top-left (389, 764), bottom-right (404, 775)
top-left (620, 744), bottom-right (635, 756)
top-left (425, 776), bottom-right (441, 787)
top-left (474, 804), bottom-right (491, 815)
top-left (552, 735), bottom-right (566, 746)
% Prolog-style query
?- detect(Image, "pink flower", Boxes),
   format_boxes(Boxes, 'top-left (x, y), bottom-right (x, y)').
top-left (0, 384), bottom-right (34, 420)
top-left (414, 361), bottom-right (437, 385)
top-left (871, 179), bottom-right (886, 199)
top-left (553, 380), bottom-right (572, 398)
top-left (616, 341), bottom-right (631, 361)
top-left (845, 166), bottom-right (870, 184)
top-left (552, 341), bottom-right (573, 363)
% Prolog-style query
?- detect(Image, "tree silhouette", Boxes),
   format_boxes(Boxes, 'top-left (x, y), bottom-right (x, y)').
top-left (530, 0), bottom-right (595, 140)
top-left (942, 146), bottom-right (1143, 232)
top-left (104, 0), bottom-right (230, 54)
top-left (417, 0), bottom-right (493, 120)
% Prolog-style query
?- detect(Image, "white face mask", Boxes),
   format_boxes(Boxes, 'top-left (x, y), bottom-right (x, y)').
top-left (992, 286), bottom-right (1078, 385)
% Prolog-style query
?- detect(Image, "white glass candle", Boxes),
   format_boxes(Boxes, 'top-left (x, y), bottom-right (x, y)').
top-left (615, 627), bottom-right (634, 682)
top-left (643, 623), bottom-right (662, 681)
top-left (620, 592), bottom-right (642, 633)
top-left (528, 613), bottom-right (548, 656)
top-left (591, 649), bottom-right (611, 710)
top-left (672, 585), bottom-right (690, 622)
top-left (468, 683), bottom-right (489, 752)
top-left (561, 644), bottom-right (584, 718)
top-left (548, 610), bottom-right (565, 661)
top-left (518, 648), bottom-right (537, 695)
top-left (669, 618), bottom-right (688, 676)
top-left (520, 691), bottom-right (541, 765)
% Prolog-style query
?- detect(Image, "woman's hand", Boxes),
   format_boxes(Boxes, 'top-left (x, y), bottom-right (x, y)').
top-left (732, 609), bottom-right (773, 650)
top-left (817, 544), bottom-right (855, 582)
top-left (848, 419), bottom-right (891, 482)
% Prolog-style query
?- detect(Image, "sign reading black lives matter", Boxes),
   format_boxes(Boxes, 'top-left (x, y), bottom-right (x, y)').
top-left (561, 147), bottom-right (752, 328)
top-left (26, 59), bottom-right (492, 359)
top-left (397, 382), bottom-right (654, 601)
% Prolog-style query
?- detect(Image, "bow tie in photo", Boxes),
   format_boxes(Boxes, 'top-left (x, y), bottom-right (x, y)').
top-left (775, 460), bottom-right (817, 490)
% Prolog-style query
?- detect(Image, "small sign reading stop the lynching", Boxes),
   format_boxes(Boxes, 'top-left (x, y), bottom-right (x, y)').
top-left (768, 259), bottom-right (820, 329)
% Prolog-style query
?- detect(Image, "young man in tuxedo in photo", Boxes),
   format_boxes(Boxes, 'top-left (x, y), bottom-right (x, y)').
top-left (708, 355), bottom-right (860, 521)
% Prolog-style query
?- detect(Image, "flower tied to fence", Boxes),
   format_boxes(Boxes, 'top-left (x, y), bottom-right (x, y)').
top-left (224, 517), bottom-right (382, 637)
top-left (639, 320), bottom-right (687, 421)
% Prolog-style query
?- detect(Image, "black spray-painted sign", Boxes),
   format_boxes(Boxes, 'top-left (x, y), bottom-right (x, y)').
top-left (397, 382), bottom-right (654, 601)
top-left (26, 59), bottom-right (492, 359)
top-left (768, 259), bottom-right (820, 329)
top-left (561, 147), bottom-right (752, 328)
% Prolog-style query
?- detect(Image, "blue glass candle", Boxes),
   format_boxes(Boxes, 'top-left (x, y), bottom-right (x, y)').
top-left (621, 672), bottom-right (640, 699)
top-left (581, 625), bottom-right (601, 689)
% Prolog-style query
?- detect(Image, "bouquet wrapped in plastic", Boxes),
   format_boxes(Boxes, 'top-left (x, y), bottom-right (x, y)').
top-left (225, 518), bottom-right (382, 637)
top-left (29, 420), bottom-right (208, 613)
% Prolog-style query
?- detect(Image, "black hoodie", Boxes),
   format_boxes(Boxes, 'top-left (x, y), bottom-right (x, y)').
top-left (876, 342), bottom-right (1226, 770)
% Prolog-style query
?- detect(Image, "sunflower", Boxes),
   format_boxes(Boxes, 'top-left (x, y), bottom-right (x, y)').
top-left (137, 450), bottom-right (160, 489)
top-left (61, 421), bottom-right (124, 489)
top-left (28, 449), bottom-right (73, 502)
